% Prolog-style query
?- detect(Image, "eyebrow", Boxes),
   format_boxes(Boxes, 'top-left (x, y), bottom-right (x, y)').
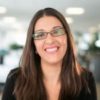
top-left (35, 26), bottom-right (63, 32)
top-left (53, 26), bottom-right (63, 29)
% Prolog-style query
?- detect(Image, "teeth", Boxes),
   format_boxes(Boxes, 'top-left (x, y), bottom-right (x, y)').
top-left (45, 47), bottom-right (58, 53)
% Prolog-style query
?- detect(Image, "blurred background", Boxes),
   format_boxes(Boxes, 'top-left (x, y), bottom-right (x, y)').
top-left (0, 0), bottom-right (100, 99)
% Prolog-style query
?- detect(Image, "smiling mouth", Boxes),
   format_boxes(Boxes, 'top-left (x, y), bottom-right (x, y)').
top-left (45, 47), bottom-right (59, 53)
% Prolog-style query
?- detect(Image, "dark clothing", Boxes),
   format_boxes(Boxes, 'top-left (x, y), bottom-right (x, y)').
top-left (2, 68), bottom-right (18, 100)
top-left (2, 67), bottom-right (97, 100)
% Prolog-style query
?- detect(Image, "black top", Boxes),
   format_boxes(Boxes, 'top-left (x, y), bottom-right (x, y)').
top-left (2, 67), bottom-right (97, 100)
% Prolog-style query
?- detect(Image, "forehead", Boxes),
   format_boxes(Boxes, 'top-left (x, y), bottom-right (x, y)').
top-left (34, 16), bottom-right (63, 31)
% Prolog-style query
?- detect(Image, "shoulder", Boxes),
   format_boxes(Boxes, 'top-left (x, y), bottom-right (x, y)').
top-left (81, 67), bottom-right (96, 88)
top-left (7, 67), bottom-right (20, 80)
top-left (2, 67), bottom-right (21, 100)
top-left (5, 67), bottom-right (21, 86)
top-left (5, 67), bottom-right (21, 91)
top-left (81, 67), bottom-right (96, 87)
top-left (80, 67), bottom-right (97, 100)
top-left (81, 67), bottom-right (94, 80)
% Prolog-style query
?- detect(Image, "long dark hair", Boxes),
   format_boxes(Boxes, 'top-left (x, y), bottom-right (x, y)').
top-left (14, 8), bottom-right (88, 100)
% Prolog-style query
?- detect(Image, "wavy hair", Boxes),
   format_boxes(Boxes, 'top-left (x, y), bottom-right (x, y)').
top-left (14, 8), bottom-right (88, 100)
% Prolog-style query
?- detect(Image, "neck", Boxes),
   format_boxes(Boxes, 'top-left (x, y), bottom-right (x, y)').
top-left (41, 61), bottom-right (61, 84)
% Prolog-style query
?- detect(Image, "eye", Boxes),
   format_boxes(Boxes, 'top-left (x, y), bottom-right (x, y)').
top-left (52, 28), bottom-right (65, 36)
top-left (34, 32), bottom-right (45, 39)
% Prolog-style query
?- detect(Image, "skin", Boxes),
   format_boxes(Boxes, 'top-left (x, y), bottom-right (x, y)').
top-left (34, 16), bottom-right (67, 67)
top-left (34, 16), bottom-right (67, 100)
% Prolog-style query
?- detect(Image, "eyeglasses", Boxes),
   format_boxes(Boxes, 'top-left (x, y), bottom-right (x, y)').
top-left (33, 27), bottom-right (65, 40)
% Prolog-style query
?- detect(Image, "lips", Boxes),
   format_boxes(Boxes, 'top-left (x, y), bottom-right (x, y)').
top-left (44, 46), bottom-right (59, 53)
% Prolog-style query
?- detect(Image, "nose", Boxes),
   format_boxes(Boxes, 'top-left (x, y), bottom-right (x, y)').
top-left (45, 33), bottom-right (55, 44)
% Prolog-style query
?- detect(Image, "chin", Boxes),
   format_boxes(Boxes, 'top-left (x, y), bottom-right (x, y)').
top-left (46, 60), bottom-right (62, 65)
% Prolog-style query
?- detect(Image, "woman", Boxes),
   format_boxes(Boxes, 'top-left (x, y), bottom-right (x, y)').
top-left (2, 8), bottom-right (97, 100)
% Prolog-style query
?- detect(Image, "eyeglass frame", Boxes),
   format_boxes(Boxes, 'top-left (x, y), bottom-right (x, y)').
top-left (32, 26), bottom-right (66, 40)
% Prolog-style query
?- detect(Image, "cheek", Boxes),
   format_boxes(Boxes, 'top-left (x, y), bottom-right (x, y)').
top-left (60, 36), bottom-right (67, 53)
top-left (59, 36), bottom-right (67, 47)
top-left (34, 41), bottom-right (43, 54)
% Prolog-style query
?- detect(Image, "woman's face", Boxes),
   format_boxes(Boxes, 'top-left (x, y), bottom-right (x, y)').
top-left (34, 16), bottom-right (67, 66)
